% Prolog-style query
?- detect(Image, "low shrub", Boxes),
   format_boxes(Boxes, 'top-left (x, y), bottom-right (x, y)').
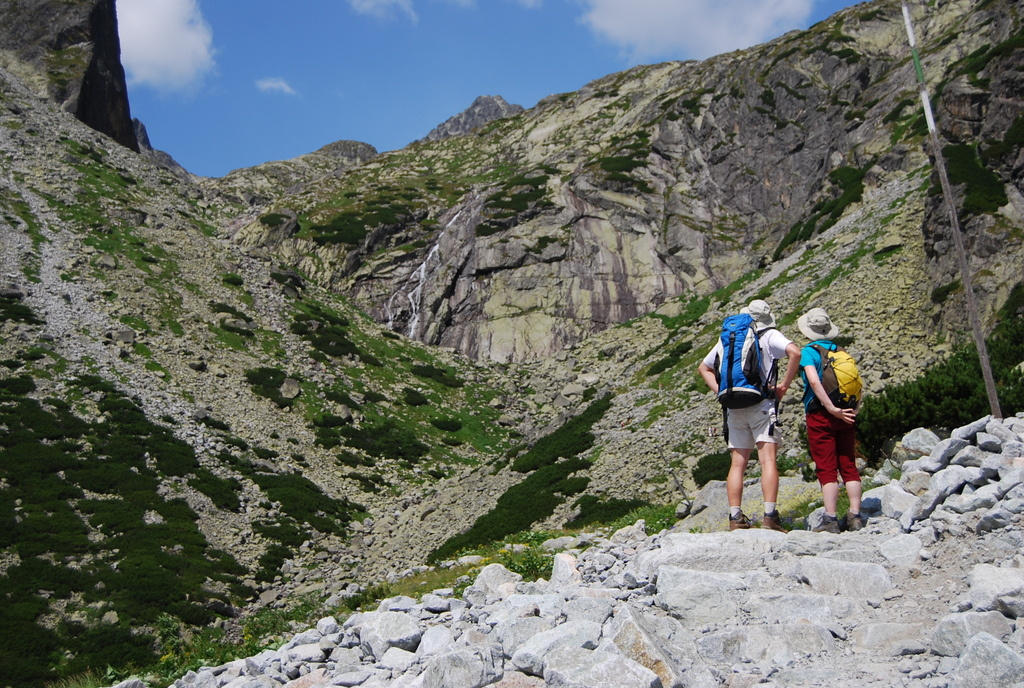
top-left (410, 364), bottom-right (464, 388)
top-left (431, 417), bottom-right (463, 432)
top-left (512, 395), bottom-right (612, 473)
top-left (693, 450), bottom-right (733, 487)
top-left (341, 421), bottom-right (429, 463)
top-left (244, 367), bottom-right (294, 408)
top-left (403, 387), bottom-right (429, 406)
top-left (564, 495), bottom-right (648, 528)
top-left (858, 312), bottom-right (1024, 461)
top-left (429, 457), bottom-right (592, 563)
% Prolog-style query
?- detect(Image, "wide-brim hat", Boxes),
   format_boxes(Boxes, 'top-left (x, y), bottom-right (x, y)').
top-left (744, 299), bottom-right (776, 329)
top-left (798, 307), bottom-right (840, 341)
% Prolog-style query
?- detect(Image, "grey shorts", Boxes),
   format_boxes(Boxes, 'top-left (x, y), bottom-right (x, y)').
top-left (727, 402), bottom-right (780, 450)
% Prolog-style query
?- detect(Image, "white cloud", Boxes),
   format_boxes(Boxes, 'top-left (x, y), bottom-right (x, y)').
top-left (577, 0), bottom-right (816, 62)
top-left (348, 0), bottom-right (418, 22)
top-left (256, 78), bottom-right (298, 96)
top-left (117, 0), bottom-right (215, 92)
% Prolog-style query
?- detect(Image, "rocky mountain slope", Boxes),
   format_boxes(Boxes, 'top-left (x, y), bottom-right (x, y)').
top-left (121, 413), bottom-right (1024, 688)
top-left (228, 0), bottom-right (1023, 364)
top-left (0, 0), bottom-right (137, 150)
top-left (0, 0), bottom-right (1022, 685)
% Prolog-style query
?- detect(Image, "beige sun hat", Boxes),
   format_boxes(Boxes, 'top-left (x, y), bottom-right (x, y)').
top-left (798, 307), bottom-right (840, 341)
top-left (743, 299), bottom-right (777, 329)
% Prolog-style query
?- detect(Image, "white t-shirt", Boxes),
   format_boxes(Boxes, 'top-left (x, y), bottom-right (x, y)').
top-left (702, 327), bottom-right (793, 383)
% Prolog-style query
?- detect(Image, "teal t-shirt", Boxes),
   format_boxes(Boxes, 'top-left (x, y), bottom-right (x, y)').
top-left (799, 340), bottom-right (837, 412)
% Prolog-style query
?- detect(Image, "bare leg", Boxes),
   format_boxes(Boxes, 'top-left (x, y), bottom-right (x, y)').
top-left (846, 480), bottom-right (863, 513)
top-left (822, 481), bottom-right (840, 515)
top-left (727, 448), bottom-right (752, 508)
top-left (756, 441), bottom-right (779, 504)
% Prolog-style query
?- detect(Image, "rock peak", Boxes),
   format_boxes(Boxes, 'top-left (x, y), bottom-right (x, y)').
top-left (421, 94), bottom-right (525, 142)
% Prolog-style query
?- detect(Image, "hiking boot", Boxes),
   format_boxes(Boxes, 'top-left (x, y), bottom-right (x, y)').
top-left (845, 513), bottom-right (865, 531)
top-left (728, 512), bottom-right (753, 530)
top-left (761, 511), bottom-right (788, 533)
top-left (813, 517), bottom-right (840, 534)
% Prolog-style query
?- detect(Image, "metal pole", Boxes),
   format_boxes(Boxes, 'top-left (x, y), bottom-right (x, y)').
top-left (900, 1), bottom-right (1002, 419)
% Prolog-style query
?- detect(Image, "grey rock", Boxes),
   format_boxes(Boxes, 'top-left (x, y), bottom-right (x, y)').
top-left (952, 417), bottom-right (992, 442)
top-left (420, 646), bottom-right (503, 688)
top-left (946, 483), bottom-right (1001, 514)
top-left (951, 445), bottom-right (992, 468)
top-left (932, 612), bottom-right (1014, 657)
top-left (495, 616), bottom-right (556, 658)
top-left (359, 611), bottom-right (422, 660)
top-left (380, 646), bottom-right (418, 672)
top-left (948, 632), bottom-right (1024, 688)
top-left (283, 642), bottom-right (326, 663)
top-left (851, 623), bottom-right (925, 655)
top-left (696, 624), bottom-right (836, 665)
top-left (863, 482), bottom-right (920, 519)
top-left (550, 552), bottom-right (582, 586)
top-left (542, 647), bottom-right (661, 688)
top-left (901, 427), bottom-right (942, 458)
top-left (978, 431), bottom-right (1004, 453)
top-left (473, 564), bottom-right (522, 599)
top-left (789, 556), bottom-right (893, 597)
top-left (510, 621), bottom-right (603, 676)
top-left (604, 606), bottom-right (718, 688)
top-left (564, 597), bottom-right (614, 626)
top-left (655, 566), bottom-right (746, 626)
top-left (968, 564), bottom-right (1024, 617)
top-left (416, 625), bottom-right (454, 658)
top-left (746, 591), bottom-right (857, 625)
top-left (420, 594), bottom-right (450, 614)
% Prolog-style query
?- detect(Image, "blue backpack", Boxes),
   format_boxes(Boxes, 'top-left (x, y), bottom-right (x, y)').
top-left (715, 313), bottom-right (777, 409)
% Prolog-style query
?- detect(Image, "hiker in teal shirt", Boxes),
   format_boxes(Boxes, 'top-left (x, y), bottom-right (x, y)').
top-left (798, 308), bottom-right (864, 533)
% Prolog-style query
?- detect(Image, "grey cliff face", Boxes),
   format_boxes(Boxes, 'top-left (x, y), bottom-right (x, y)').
top-left (0, 0), bottom-right (138, 151)
top-left (236, 0), bottom-right (1024, 363)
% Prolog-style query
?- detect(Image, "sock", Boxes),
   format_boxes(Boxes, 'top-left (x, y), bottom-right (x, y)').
top-left (848, 511), bottom-right (860, 517)
top-left (730, 506), bottom-right (742, 518)
top-left (764, 502), bottom-right (776, 515)
top-left (824, 512), bottom-right (838, 520)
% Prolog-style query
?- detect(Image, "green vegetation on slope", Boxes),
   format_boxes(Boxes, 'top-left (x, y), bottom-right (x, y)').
top-left (858, 295), bottom-right (1024, 461)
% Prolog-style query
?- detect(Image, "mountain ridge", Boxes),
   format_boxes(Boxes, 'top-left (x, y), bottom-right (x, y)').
top-left (0, 0), bottom-right (1022, 684)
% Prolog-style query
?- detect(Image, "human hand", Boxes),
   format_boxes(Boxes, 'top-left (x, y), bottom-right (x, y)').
top-left (831, 407), bottom-right (857, 425)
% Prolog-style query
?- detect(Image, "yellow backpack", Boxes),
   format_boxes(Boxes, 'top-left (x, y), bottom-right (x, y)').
top-left (812, 344), bottom-right (863, 409)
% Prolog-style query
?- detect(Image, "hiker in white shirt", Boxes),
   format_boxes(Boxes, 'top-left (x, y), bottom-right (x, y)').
top-left (698, 300), bottom-right (801, 532)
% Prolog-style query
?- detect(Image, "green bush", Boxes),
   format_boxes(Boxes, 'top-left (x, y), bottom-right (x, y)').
top-left (564, 495), bottom-right (648, 528)
top-left (403, 387), bottom-right (429, 406)
top-left (692, 450), bottom-right (732, 487)
top-left (244, 367), bottom-right (294, 408)
top-left (0, 296), bottom-right (41, 325)
top-left (646, 340), bottom-right (693, 376)
top-left (496, 547), bottom-right (554, 581)
top-left (943, 144), bottom-right (1008, 216)
top-left (431, 417), bottom-right (463, 432)
top-left (512, 395), bottom-right (612, 473)
top-left (429, 457), bottom-right (592, 562)
top-left (251, 472), bottom-right (363, 537)
top-left (858, 313), bottom-right (1024, 461)
top-left (931, 280), bottom-right (962, 304)
top-left (410, 363), bottom-right (464, 388)
top-left (190, 469), bottom-right (242, 512)
top-left (341, 421), bottom-right (429, 463)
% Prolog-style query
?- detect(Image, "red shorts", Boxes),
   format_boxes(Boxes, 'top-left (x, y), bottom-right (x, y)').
top-left (806, 409), bottom-right (860, 486)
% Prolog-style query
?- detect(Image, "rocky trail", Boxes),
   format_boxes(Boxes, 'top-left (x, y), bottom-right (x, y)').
top-left (104, 411), bottom-right (1024, 688)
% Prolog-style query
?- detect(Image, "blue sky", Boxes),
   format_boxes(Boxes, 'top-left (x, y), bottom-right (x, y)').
top-left (118, 0), bottom-right (868, 178)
